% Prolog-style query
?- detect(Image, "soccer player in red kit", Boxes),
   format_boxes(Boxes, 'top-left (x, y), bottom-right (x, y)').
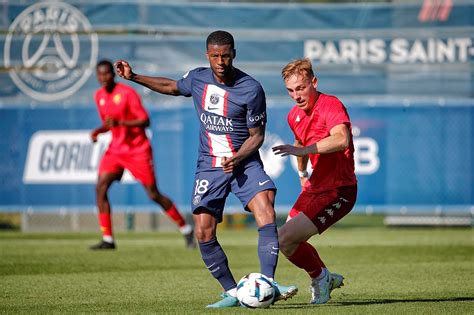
top-left (273, 59), bottom-right (357, 304)
top-left (90, 60), bottom-right (196, 250)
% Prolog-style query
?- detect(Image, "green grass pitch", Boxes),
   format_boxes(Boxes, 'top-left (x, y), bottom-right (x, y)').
top-left (1, 219), bottom-right (473, 313)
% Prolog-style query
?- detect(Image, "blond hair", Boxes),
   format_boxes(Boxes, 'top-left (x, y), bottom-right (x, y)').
top-left (281, 58), bottom-right (315, 81)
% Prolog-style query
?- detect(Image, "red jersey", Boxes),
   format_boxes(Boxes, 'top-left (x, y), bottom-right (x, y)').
top-left (95, 83), bottom-right (151, 154)
top-left (287, 92), bottom-right (357, 193)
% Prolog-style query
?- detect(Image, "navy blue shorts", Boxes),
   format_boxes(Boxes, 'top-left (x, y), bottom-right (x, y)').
top-left (191, 159), bottom-right (276, 222)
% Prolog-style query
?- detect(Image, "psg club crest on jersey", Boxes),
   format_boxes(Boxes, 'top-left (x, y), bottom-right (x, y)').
top-left (210, 93), bottom-right (220, 105)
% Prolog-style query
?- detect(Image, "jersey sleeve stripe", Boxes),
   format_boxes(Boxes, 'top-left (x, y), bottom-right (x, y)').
top-left (223, 91), bottom-right (229, 117)
top-left (206, 131), bottom-right (216, 167)
top-left (225, 134), bottom-right (236, 154)
top-left (201, 84), bottom-right (209, 109)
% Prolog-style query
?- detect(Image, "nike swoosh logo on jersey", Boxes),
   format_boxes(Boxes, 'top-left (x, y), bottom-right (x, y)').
top-left (259, 180), bottom-right (270, 186)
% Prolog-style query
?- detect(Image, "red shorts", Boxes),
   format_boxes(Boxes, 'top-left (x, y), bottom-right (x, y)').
top-left (98, 149), bottom-right (156, 186)
top-left (288, 185), bottom-right (357, 234)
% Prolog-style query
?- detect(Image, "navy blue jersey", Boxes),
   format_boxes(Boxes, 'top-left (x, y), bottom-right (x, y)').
top-left (177, 67), bottom-right (266, 168)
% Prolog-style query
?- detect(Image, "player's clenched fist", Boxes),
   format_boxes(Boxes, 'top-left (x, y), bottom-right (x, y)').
top-left (222, 156), bottom-right (238, 173)
top-left (90, 130), bottom-right (99, 143)
top-left (114, 60), bottom-right (134, 80)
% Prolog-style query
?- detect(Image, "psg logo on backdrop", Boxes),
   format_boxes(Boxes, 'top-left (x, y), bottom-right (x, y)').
top-left (4, 2), bottom-right (98, 101)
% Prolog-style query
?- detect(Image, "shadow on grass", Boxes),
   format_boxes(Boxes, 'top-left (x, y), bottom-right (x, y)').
top-left (273, 297), bottom-right (474, 309)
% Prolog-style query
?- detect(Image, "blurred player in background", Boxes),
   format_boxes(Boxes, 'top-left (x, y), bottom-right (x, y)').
top-left (115, 31), bottom-right (297, 308)
top-left (90, 60), bottom-right (196, 250)
top-left (273, 58), bottom-right (357, 305)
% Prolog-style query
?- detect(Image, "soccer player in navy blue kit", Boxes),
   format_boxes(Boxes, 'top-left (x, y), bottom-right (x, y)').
top-left (115, 31), bottom-right (297, 308)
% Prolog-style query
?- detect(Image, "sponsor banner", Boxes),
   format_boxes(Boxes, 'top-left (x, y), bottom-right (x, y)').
top-left (23, 130), bottom-right (134, 184)
top-left (22, 129), bottom-right (382, 185)
top-left (0, 105), bottom-right (471, 211)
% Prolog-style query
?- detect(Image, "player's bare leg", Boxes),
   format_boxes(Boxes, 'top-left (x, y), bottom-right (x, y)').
top-left (193, 211), bottom-right (218, 243)
top-left (279, 212), bottom-right (318, 256)
top-left (90, 172), bottom-right (121, 250)
top-left (194, 210), bottom-right (239, 308)
top-left (247, 190), bottom-right (276, 227)
top-left (144, 184), bottom-right (196, 248)
top-left (247, 190), bottom-right (298, 302)
top-left (278, 212), bottom-right (343, 304)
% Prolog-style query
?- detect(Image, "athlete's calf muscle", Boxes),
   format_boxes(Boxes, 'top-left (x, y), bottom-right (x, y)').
top-left (278, 213), bottom-right (318, 256)
top-left (247, 190), bottom-right (276, 227)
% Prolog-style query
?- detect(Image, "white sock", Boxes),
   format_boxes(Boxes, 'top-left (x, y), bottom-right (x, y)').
top-left (103, 235), bottom-right (114, 243)
top-left (179, 224), bottom-right (193, 235)
top-left (226, 288), bottom-right (237, 297)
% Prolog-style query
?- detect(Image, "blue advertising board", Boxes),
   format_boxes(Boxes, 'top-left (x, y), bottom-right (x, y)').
top-left (0, 1), bottom-right (472, 214)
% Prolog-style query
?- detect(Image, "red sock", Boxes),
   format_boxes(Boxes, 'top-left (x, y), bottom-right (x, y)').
top-left (287, 241), bottom-right (325, 278)
top-left (164, 204), bottom-right (186, 228)
top-left (98, 213), bottom-right (113, 238)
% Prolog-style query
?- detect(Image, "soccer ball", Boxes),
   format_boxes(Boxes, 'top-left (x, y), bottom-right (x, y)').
top-left (236, 273), bottom-right (275, 308)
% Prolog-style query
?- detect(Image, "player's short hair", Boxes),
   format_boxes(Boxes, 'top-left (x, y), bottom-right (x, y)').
top-left (281, 58), bottom-right (315, 82)
top-left (96, 59), bottom-right (114, 74)
top-left (206, 30), bottom-right (235, 49)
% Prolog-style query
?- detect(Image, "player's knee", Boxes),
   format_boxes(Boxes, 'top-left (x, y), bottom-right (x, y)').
top-left (143, 185), bottom-right (161, 201)
top-left (194, 226), bottom-right (215, 243)
top-left (96, 182), bottom-right (108, 197)
top-left (278, 229), bottom-right (294, 256)
top-left (264, 205), bottom-right (276, 221)
top-left (146, 190), bottom-right (160, 201)
top-left (255, 204), bottom-right (276, 226)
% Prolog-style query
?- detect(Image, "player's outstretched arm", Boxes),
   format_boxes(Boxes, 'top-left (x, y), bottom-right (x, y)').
top-left (273, 123), bottom-right (350, 157)
top-left (114, 60), bottom-right (180, 96)
top-left (222, 126), bottom-right (265, 173)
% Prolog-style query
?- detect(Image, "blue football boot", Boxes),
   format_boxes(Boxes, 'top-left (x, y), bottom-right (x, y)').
top-left (206, 292), bottom-right (239, 308)
top-left (273, 281), bottom-right (298, 302)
